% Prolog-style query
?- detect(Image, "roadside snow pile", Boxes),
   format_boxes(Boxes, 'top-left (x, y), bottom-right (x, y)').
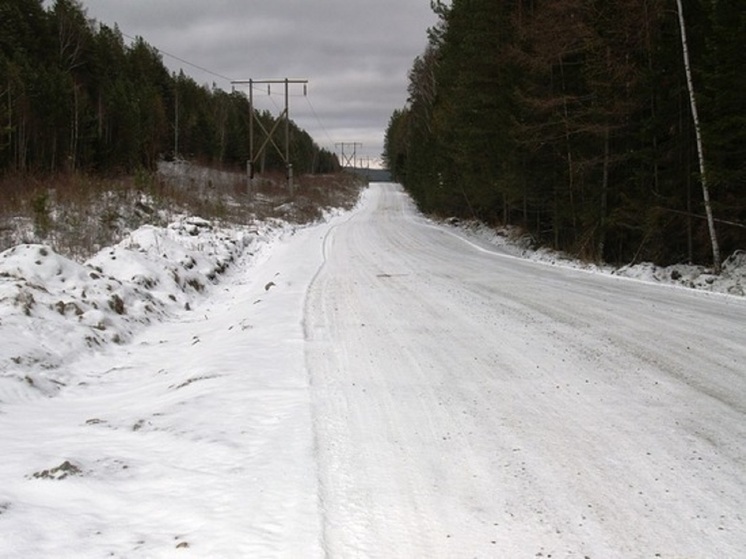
top-left (446, 219), bottom-right (745, 297)
top-left (613, 252), bottom-right (746, 296)
top-left (611, 249), bottom-right (744, 296)
top-left (0, 216), bottom-right (285, 400)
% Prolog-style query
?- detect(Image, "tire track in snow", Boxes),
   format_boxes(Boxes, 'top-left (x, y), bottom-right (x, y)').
top-left (303, 193), bottom-right (369, 558)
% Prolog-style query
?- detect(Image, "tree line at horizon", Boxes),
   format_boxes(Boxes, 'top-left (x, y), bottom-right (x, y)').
top-left (0, 0), bottom-right (339, 177)
top-left (384, 0), bottom-right (745, 267)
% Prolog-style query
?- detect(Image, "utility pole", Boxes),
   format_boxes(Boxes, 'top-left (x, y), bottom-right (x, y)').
top-left (174, 85), bottom-right (179, 159)
top-left (335, 142), bottom-right (363, 169)
top-left (231, 78), bottom-right (308, 195)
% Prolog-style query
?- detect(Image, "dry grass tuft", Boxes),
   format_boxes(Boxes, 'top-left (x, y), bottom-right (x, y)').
top-left (0, 166), bottom-right (365, 261)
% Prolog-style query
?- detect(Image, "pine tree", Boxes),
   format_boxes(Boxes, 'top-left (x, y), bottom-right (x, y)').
top-left (388, 0), bottom-right (746, 266)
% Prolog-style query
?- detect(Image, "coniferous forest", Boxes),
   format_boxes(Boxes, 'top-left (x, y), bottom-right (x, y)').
top-left (0, 0), bottom-right (338, 176)
top-left (384, 0), bottom-right (745, 268)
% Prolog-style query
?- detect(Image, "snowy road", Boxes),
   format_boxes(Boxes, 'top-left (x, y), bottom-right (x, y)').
top-left (1, 183), bottom-right (745, 558)
top-left (305, 183), bottom-right (746, 558)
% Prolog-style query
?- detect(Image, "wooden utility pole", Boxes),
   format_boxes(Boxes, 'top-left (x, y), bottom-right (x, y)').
top-left (174, 85), bottom-right (179, 159)
top-left (231, 78), bottom-right (308, 194)
top-left (335, 142), bottom-right (363, 169)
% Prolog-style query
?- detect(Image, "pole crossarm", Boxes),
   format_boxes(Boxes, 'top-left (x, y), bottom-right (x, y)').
top-left (231, 79), bottom-right (309, 86)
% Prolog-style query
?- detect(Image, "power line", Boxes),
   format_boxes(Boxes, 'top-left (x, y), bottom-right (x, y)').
top-left (114, 27), bottom-right (341, 162)
top-left (305, 96), bottom-right (336, 151)
top-left (251, 84), bottom-right (337, 154)
top-left (118, 30), bottom-right (235, 84)
top-left (114, 28), bottom-right (333, 138)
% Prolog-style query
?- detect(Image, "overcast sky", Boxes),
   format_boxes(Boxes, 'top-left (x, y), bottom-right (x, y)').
top-left (78, 0), bottom-right (438, 167)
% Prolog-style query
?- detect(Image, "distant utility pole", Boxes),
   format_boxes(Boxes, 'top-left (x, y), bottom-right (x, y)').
top-left (173, 86), bottom-right (179, 158)
top-left (335, 142), bottom-right (363, 169)
top-left (231, 78), bottom-right (308, 195)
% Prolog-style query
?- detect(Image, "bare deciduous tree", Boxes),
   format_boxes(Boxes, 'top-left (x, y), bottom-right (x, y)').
top-left (675, 0), bottom-right (721, 273)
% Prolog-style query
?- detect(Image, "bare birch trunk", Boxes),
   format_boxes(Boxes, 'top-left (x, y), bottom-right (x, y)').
top-left (675, 0), bottom-right (721, 273)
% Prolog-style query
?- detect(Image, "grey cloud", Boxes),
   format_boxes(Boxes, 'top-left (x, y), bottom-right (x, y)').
top-left (82, 0), bottom-right (437, 163)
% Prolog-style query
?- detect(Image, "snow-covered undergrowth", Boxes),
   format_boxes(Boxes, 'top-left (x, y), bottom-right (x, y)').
top-left (447, 219), bottom-right (746, 297)
top-left (0, 158), bottom-right (363, 412)
top-left (0, 216), bottom-right (289, 402)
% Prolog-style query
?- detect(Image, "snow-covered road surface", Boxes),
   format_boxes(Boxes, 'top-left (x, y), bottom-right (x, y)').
top-left (1, 183), bottom-right (744, 558)
top-left (306, 184), bottom-right (746, 558)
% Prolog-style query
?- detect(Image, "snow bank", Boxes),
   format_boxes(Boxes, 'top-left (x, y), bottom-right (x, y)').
top-left (446, 219), bottom-right (745, 297)
top-left (0, 216), bottom-right (288, 402)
